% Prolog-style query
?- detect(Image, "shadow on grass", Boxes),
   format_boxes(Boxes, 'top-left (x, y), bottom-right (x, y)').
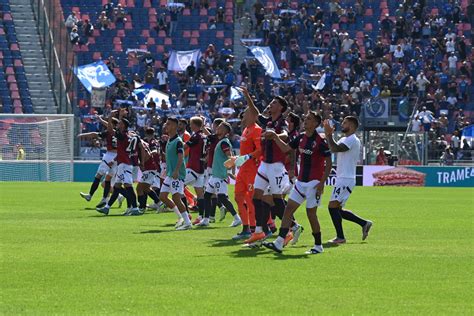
top-left (229, 247), bottom-right (265, 258)
top-left (322, 242), bottom-right (342, 248)
top-left (207, 238), bottom-right (240, 247)
top-left (138, 229), bottom-right (175, 234)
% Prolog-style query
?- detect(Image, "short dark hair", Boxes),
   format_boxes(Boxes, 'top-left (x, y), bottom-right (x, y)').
top-left (220, 122), bottom-right (232, 134)
top-left (178, 118), bottom-right (188, 125)
top-left (275, 96), bottom-right (288, 112)
top-left (111, 117), bottom-right (119, 126)
top-left (121, 118), bottom-right (130, 128)
top-left (344, 116), bottom-right (359, 129)
top-left (167, 117), bottom-right (179, 125)
top-left (287, 112), bottom-right (301, 130)
top-left (145, 127), bottom-right (155, 135)
top-left (214, 118), bottom-right (225, 126)
top-left (308, 111), bottom-right (322, 125)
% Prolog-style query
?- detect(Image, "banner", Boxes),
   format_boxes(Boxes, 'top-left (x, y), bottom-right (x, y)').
top-left (364, 98), bottom-right (389, 119)
top-left (398, 97), bottom-right (410, 122)
top-left (167, 49), bottom-right (201, 72)
top-left (91, 87), bottom-right (107, 108)
top-left (249, 46), bottom-right (281, 79)
top-left (74, 61), bottom-right (116, 93)
top-left (144, 89), bottom-right (170, 108)
top-left (326, 166), bottom-right (364, 186)
top-left (312, 73), bottom-right (326, 90)
top-left (230, 87), bottom-right (243, 101)
top-left (363, 166), bottom-right (474, 187)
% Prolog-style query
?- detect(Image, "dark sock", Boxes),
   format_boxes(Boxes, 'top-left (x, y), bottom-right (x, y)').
top-left (242, 224), bottom-right (250, 233)
top-left (204, 192), bottom-right (213, 218)
top-left (272, 198), bottom-right (286, 220)
top-left (103, 181), bottom-right (111, 198)
top-left (210, 197), bottom-right (217, 217)
top-left (148, 190), bottom-right (160, 204)
top-left (250, 226), bottom-right (256, 233)
top-left (197, 198), bottom-right (205, 217)
top-left (312, 232), bottom-right (322, 246)
top-left (125, 187), bottom-right (137, 208)
top-left (216, 200), bottom-right (223, 208)
top-left (340, 209), bottom-right (367, 226)
top-left (181, 196), bottom-right (189, 212)
top-left (108, 186), bottom-right (122, 206)
top-left (253, 198), bottom-right (263, 227)
top-left (89, 177), bottom-right (101, 196)
top-left (138, 194), bottom-right (147, 209)
top-left (261, 201), bottom-right (271, 233)
top-left (218, 194), bottom-right (236, 216)
top-left (328, 207), bottom-right (345, 239)
top-left (278, 227), bottom-right (290, 239)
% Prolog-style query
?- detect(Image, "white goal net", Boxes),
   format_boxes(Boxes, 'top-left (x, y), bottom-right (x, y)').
top-left (0, 114), bottom-right (74, 182)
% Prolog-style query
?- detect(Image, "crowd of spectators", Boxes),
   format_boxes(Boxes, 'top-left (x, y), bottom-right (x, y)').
top-left (73, 0), bottom-right (473, 163)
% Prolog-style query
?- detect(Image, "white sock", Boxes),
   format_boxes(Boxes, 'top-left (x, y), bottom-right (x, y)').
top-left (234, 214), bottom-right (241, 220)
top-left (197, 215), bottom-right (202, 220)
top-left (255, 226), bottom-right (263, 233)
top-left (201, 217), bottom-right (209, 224)
top-left (182, 211), bottom-right (191, 225)
top-left (275, 236), bottom-right (285, 246)
top-left (171, 206), bottom-right (180, 218)
top-left (291, 223), bottom-right (300, 232)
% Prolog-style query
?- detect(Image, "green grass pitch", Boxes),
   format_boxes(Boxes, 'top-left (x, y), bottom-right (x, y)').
top-left (1, 182), bottom-right (473, 314)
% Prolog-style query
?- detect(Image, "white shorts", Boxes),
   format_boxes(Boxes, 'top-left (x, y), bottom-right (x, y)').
top-left (160, 176), bottom-right (184, 195)
top-left (204, 167), bottom-right (212, 185)
top-left (132, 166), bottom-right (139, 182)
top-left (152, 174), bottom-right (162, 189)
top-left (114, 163), bottom-right (133, 185)
top-left (97, 151), bottom-right (117, 176)
top-left (160, 163), bottom-right (167, 179)
top-left (184, 168), bottom-right (205, 188)
top-left (330, 178), bottom-right (355, 207)
top-left (140, 170), bottom-right (157, 185)
top-left (289, 180), bottom-right (322, 208)
top-left (254, 162), bottom-right (289, 195)
top-left (283, 176), bottom-right (296, 195)
top-left (205, 176), bottom-right (229, 195)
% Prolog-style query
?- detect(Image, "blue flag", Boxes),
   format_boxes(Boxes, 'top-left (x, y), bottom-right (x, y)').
top-left (74, 61), bottom-right (116, 93)
top-left (230, 87), bottom-right (244, 101)
top-left (398, 97), bottom-right (410, 122)
top-left (249, 46), bottom-right (281, 79)
top-left (168, 49), bottom-right (201, 72)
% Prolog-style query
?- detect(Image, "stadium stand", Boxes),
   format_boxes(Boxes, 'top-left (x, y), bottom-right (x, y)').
top-left (1, 0), bottom-right (471, 163)
top-left (0, 0), bottom-right (33, 114)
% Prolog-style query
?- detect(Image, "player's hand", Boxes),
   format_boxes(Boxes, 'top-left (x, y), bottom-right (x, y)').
top-left (238, 86), bottom-right (249, 96)
top-left (323, 120), bottom-right (334, 136)
top-left (288, 169), bottom-right (295, 179)
top-left (316, 182), bottom-right (325, 198)
top-left (263, 130), bottom-right (277, 140)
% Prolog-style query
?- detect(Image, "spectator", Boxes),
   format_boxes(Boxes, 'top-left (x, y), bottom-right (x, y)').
top-left (416, 72), bottom-right (430, 98)
top-left (376, 147), bottom-right (387, 165)
top-left (97, 11), bottom-right (110, 31)
top-left (216, 7), bottom-right (225, 23)
top-left (460, 139), bottom-right (472, 160)
top-left (113, 4), bottom-right (127, 25)
top-left (450, 130), bottom-right (461, 158)
top-left (69, 27), bottom-right (82, 45)
top-left (156, 67), bottom-right (168, 92)
top-left (82, 19), bottom-right (94, 37)
top-left (65, 11), bottom-right (79, 29)
top-left (168, 5), bottom-right (182, 36)
top-left (240, 13), bottom-right (252, 39)
top-left (440, 147), bottom-right (454, 165)
top-left (186, 61), bottom-right (196, 84)
top-left (447, 52), bottom-right (458, 76)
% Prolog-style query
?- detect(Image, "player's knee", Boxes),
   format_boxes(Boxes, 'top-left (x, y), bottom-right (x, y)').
top-left (252, 188), bottom-right (263, 200)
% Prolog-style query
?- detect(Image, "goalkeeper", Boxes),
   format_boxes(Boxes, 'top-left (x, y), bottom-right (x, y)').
top-left (227, 107), bottom-right (262, 240)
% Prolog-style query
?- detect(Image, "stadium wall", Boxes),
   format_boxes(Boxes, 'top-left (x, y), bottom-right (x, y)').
top-left (71, 162), bottom-right (473, 187)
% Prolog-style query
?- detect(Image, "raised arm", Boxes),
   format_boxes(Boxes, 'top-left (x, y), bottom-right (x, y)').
top-left (322, 120), bottom-right (349, 153)
top-left (77, 132), bottom-right (99, 139)
top-left (240, 87), bottom-right (260, 116)
top-left (265, 130), bottom-right (291, 153)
